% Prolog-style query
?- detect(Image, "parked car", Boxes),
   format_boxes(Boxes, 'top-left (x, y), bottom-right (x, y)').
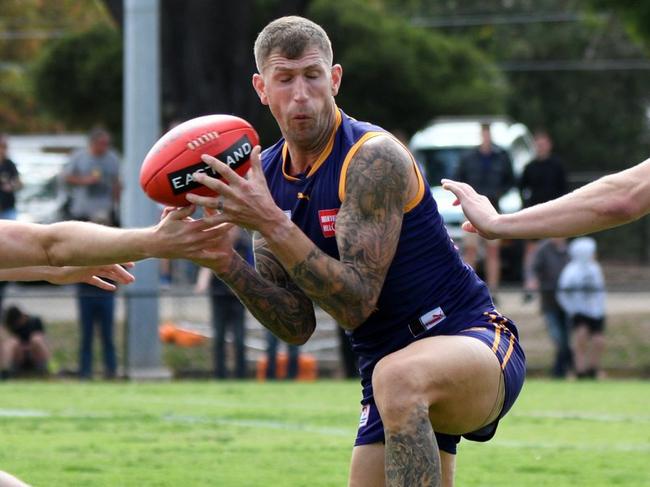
top-left (7, 134), bottom-right (87, 223)
top-left (409, 116), bottom-right (536, 281)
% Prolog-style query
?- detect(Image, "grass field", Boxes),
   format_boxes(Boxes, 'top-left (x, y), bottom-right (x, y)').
top-left (1, 379), bottom-right (649, 486)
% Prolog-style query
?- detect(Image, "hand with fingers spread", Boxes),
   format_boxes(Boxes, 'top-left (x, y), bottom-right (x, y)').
top-left (0, 263), bottom-right (135, 290)
top-left (149, 205), bottom-right (237, 260)
top-left (441, 178), bottom-right (503, 239)
top-left (186, 146), bottom-right (286, 236)
top-left (45, 263), bottom-right (135, 290)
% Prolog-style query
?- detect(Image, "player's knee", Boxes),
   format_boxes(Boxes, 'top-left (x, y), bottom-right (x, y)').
top-left (372, 357), bottom-right (431, 425)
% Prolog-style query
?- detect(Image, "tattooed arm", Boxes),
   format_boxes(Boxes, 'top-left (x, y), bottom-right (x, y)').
top-left (259, 136), bottom-right (411, 329)
top-left (213, 232), bottom-right (316, 345)
top-left (189, 137), bottom-right (413, 331)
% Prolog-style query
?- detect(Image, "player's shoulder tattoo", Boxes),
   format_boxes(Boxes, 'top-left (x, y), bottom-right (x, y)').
top-left (344, 135), bottom-right (411, 214)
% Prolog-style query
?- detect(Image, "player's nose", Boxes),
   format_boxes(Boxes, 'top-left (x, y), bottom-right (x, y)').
top-left (292, 76), bottom-right (309, 102)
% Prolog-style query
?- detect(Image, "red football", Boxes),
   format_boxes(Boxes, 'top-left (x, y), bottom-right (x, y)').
top-left (140, 114), bottom-right (259, 206)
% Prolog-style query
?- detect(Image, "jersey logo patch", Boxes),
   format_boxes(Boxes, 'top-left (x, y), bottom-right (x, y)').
top-left (359, 404), bottom-right (370, 427)
top-left (318, 209), bottom-right (338, 238)
top-left (419, 307), bottom-right (446, 331)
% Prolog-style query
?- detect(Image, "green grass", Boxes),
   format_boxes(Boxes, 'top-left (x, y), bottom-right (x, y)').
top-left (1, 380), bottom-right (648, 486)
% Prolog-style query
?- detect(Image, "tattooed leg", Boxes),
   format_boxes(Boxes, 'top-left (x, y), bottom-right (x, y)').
top-left (385, 404), bottom-right (440, 487)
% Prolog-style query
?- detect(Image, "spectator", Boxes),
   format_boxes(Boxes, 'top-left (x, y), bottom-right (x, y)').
top-left (455, 123), bottom-right (515, 297)
top-left (0, 133), bottom-right (22, 221)
top-left (0, 134), bottom-right (22, 323)
top-left (62, 127), bottom-right (121, 380)
top-left (519, 130), bottom-right (568, 296)
top-left (531, 238), bottom-right (572, 378)
top-left (557, 237), bottom-right (607, 379)
top-left (1, 305), bottom-right (50, 379)
top-left (519, 130), bottom-right (567, 210)
top-left (196, 227), bottom-right (252, 379)
top-left (62, 127), bottom-right (120, 225)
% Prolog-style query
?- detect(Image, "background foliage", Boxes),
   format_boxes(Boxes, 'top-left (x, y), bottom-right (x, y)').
top-left (0, 0), bottom-right (114, 132)
top-left (1, 0), bottom-right (649, 259)
top-left (32, 25), bottom-right (122, 135)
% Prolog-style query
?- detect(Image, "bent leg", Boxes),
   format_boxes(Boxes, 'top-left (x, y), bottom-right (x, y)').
top-left (348, 444), bottom-right (456, 487)
top-left (373, 335), bottom-right (505, 486)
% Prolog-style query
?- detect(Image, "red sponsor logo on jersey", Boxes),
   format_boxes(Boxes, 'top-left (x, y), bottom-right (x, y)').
top-left (419, 307), bottom-right (446, 330)
top-left (319, 209), bottom-right (338, 238)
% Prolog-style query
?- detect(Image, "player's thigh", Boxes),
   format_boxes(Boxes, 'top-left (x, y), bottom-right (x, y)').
top-left (348, 444), bottom-right (456, 487)
top-left (373, 335), bottom-right (503, 435)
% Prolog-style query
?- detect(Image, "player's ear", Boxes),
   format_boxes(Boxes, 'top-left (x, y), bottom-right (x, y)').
top-left (330, 64), bottom-right (342, 96)
top-left (252, 74), bottom-right (268, 105)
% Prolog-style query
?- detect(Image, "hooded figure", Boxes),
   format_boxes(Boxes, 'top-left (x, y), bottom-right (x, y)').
top-left (556, 237), bottom-right (607, 379)
top-left (556, 237), bottom-right (606, 319)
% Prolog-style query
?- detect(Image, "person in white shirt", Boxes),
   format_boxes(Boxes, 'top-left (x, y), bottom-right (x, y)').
top-left (556, 237), bottom-right (607, 379)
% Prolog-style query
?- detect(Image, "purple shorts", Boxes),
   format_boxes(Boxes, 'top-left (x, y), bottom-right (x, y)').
top-left (354, 312), bottom-right (526, 455)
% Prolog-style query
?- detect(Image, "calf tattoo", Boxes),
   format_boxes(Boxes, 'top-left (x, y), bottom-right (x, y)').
top-left (385, 404), bottom-right (441, 486)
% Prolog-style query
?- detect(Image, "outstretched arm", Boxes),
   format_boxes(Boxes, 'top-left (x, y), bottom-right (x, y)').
top-left (0, 206), bottom-right (225, 269)
top-left (442, 158), bottom-right (650, 239)
top-left (0, 264), bottom-right (135, 290)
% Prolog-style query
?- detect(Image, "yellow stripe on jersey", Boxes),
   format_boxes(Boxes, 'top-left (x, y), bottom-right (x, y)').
top-left (405, 158), bottom-right (425, 212)
top-left (501, 333), bottom-right (516, 370)
top-left (281, 109), bottom-right (342, 181)
top-left (491, 325), bottom-right (502, 353)
top-left (338, 133), bottom-right (426, 213)
top-left (462, 326), bottom-right (488, 332)
top-left (338, 131), bottom-right (385, 202)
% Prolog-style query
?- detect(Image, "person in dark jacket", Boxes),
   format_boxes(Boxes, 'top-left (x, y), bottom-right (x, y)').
top-left (519, 131), bottom-right (568, 298)
top-left (531, 238), bottom-right (572, 378)
top-left (196, 227), bottom-right (253, 379)
top-left (455, 123), bottom-right (515, 296)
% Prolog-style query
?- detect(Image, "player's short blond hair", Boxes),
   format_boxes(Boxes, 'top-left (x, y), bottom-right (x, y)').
top-left (254, 16), bottom-right (333, 73)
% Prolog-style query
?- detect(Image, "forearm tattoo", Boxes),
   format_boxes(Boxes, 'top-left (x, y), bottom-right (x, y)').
top-left (385, 404), bottom-right (441, 486)
top-left (221, 235), bottom-right (315, 344)
top-left (290, 137), bottom-right (410, 329)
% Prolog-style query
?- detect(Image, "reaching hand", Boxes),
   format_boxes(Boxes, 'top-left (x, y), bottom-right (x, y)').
top-left (150, 205), bottom-right (235, 260)
top-left (440, 179), bottom-right (502, 239)
top-left (185, 146), bottom-right (286, 235)
top-left (47, 263), bottom-right (135, 290)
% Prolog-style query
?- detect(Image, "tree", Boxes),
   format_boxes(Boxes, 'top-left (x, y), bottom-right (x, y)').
top-left (32, 24), bottom-right (122, 135)
top-left (379, 0), bottom-right (650, 173)
top-left (309, 0), bottom-right (506, 135)
top-left (102, 0), bottom-right (504, 142)
top-left (591, 0), bottom-right (650, 49)
top-left (0, 0), bottom-right (113, 132)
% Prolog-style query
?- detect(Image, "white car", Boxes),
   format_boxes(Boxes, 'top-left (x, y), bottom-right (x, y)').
top-left (409, 116), bottom-right (536, 241)
top-left (7, 134), bottom-right (87, 223)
